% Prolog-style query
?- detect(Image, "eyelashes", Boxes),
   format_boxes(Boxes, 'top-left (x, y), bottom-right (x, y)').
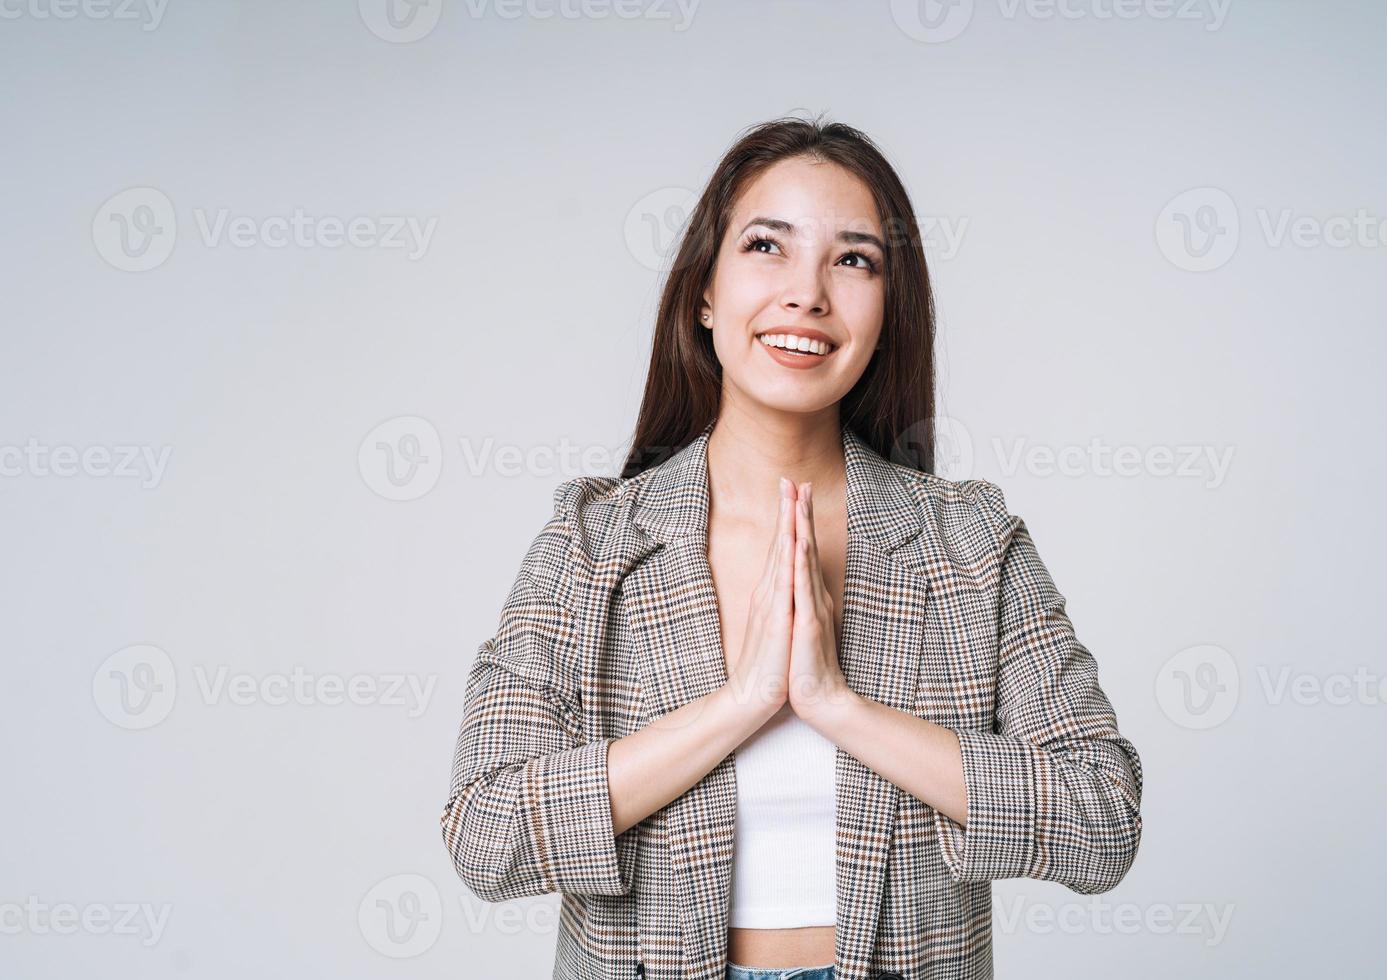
top-left (740, 232), bottom-right (880, 275)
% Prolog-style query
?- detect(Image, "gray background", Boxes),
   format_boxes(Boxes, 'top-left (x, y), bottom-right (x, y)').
top-left (2, 0), bottom-right (1383, 976)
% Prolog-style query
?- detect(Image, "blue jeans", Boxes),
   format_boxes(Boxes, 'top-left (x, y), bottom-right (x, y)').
top-left (725, 962), bottom-right (835, 980)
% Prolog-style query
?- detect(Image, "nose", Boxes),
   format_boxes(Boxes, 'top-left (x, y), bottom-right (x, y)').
top-left (782, 297), bottom-right (827, 316)
top-left (778, 261), bottom-right (830, 317)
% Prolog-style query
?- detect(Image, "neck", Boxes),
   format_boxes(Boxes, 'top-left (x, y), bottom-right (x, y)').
top-left (704, 404), bottom-right (847, 525)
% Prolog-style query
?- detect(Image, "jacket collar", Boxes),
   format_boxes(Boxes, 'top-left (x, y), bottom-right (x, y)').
top-left (616, 416), bottom-right (943, 980)
top-left (629, 416), bottom-right (924, 556)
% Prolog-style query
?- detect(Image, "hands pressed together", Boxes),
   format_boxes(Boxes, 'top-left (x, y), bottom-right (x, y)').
top-left (724, 476), bottom-right (855, 725)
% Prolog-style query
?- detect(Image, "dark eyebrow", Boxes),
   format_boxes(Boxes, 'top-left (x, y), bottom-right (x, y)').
top-left (739, 216), bottom-right (885, 252)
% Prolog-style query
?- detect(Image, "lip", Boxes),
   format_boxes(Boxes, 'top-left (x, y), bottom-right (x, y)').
top-left (756, 326), bottom-right (839, 348)
top-left (757, 333), bottom-right (840, 370)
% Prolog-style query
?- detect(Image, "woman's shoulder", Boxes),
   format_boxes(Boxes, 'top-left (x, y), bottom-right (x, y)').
top-left (549, 473), bottom-right (637, 552)
top-left (885, 460), bottom-right (1007, 522)
top-left (880, 461), bottom-right (1015, 562)
top-left (550, 474), bottom-right (627, 526)
top-left (508, 475), bottom-right (643, 602)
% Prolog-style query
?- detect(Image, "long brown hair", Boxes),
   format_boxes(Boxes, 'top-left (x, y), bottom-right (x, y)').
top-left (619, 113), bottom-right (938, 479)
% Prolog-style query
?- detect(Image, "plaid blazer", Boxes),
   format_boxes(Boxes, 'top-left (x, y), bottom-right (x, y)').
top-left (441, 417), bottom-right (1144, 980)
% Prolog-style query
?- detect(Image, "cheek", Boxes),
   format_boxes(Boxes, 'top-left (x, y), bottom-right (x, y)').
top-left (709, 326), bottom-right (752, 371)
top-left (839, 343), bottom-right (878, 379)
top-left (721, 277), bottom-right (775, 316)
top-left (839, 290), bottom-right (885, 349)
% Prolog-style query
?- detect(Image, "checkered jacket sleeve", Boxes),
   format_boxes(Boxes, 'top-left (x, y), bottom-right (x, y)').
top-left (933, 480), bottom-right (1145, 894)
top-left (439, 494), bottom-right (638, 902)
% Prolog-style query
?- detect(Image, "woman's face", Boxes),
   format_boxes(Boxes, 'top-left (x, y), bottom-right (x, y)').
top-left (701, 155), bottom-right (886, 416)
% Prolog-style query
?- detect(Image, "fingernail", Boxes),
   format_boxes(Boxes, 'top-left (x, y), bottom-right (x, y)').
top-left (779, 476), bottom-right (789, 494)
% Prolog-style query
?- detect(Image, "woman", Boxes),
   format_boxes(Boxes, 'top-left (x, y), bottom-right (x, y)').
top-left (440, 115), bottom-right (1145, 980)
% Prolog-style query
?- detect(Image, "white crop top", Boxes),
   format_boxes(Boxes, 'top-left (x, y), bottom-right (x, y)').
top-left (727, 702), bottom-right (838, 928)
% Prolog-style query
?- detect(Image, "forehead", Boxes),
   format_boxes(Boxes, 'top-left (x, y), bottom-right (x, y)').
top-left (730, 156), bottom-right (882, 240)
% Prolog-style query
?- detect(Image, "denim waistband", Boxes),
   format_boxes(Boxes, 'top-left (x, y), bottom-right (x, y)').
top-left (725, 961), bottom-right (835, 980)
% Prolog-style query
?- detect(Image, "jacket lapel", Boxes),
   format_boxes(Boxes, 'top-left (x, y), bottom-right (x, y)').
top-left (617, 417), bottom-right (941, 980)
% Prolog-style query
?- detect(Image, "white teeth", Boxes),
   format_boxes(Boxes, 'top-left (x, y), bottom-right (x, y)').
top-left (758, 333), bottom-right (834, 355)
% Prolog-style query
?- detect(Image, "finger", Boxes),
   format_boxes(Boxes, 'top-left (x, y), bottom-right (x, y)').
top-left (794, 520), bottom-right (812, 620)
top-left (798, 482), bottom-right (810, 557)
top-left (804, 482), bottom-right (831, 610)
top-left (775, 523), bottom-right (795, 615)
top-left (779, 477), bottom-right (798, 588)
top-left (796, 487), bottom-right (819, 619)
top-left (779, 475), bottom-right (797, 544)
top-left (758, 492), bottom-right (790, 595)
top-left (798, 487), bottom-right (810, 609)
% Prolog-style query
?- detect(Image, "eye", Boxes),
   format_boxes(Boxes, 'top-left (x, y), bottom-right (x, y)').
top-left (742, 232), bottom-right (782, 255)
top-left (839, 251), bottom-right (880, 274)
top-left (740, 232), bottom-right (880, 274)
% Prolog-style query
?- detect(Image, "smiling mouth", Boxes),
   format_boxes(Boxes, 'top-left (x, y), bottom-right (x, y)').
top-left (755, 333), bottom-right (838, 357)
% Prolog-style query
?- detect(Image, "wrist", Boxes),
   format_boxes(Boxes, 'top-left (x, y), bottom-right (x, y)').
top-left (792, 677), bottom-right (861, 734)
top-left (714, 677), bottom-right (784, 731)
